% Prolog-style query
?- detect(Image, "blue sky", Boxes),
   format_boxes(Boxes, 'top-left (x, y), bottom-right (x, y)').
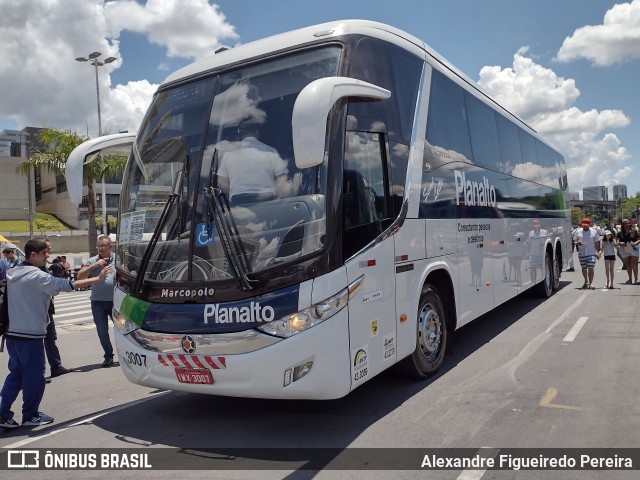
top-left (1, 0), bottom-right (639, 198)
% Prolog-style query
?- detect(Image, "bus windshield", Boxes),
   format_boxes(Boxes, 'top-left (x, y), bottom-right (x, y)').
top-left (117, 47), bottom-right (341, 285)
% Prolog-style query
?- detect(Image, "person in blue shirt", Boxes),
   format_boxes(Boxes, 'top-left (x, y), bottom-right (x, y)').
top-left (75, 235), bottom-right (116, 367)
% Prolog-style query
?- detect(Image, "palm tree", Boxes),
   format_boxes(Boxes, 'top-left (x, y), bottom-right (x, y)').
top-left (16, 127), bottom-right (127, 254)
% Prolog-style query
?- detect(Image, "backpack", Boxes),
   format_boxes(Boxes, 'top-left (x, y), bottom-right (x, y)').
top-left (0, 278), bottom-right (8, 352)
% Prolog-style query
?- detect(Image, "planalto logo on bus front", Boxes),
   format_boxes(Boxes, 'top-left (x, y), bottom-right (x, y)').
top-left (203, 302), bottom-right (275, 324)
top-left (454, 169), bottom-right (497, 208)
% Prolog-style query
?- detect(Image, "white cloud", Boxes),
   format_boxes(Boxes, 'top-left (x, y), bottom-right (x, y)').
top-left (478, 47), bottom-right (580, 119)
top-left (0, 0), bottom-right (237, 137)
top-left (105, 0), bottom-right (238, 60)
top-left (105, 80), bottom-right (158, 134)
top-left (557, 0), bottom-right (640, 66)
top-left (478, 49), bottom-right (632, 192)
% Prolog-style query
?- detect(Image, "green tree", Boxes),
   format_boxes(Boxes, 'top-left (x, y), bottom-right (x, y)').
top-left (16, 127), bottom-right (127, 254)
top-left (620, 196), bottom-right (640, 221)
top-left (571, 207), bottom-right (585, 227)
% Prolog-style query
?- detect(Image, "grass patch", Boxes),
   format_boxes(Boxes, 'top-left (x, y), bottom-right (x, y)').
top-left (0, 213), bottom-right (71, 232)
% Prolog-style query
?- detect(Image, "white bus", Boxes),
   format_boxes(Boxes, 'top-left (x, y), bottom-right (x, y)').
top-left (66, 20), bottom-right (571, 399)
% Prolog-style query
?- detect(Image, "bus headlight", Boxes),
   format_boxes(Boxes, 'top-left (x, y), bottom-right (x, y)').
top-left (112, 307), bottom-right (141, 335)
top-left (257, 276), bottom-right (363, 338)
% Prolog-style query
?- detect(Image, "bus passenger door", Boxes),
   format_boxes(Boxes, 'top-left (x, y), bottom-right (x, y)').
top-left (342, 131), bottom-right (397, 390)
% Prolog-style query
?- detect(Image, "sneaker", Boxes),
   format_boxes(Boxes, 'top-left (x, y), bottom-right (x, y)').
top-left (51, 366), bottom-right (72, 377)
top-left (22, 411), bottom-right (54, 426)
top-left (102, 356), bottom-right (114, 368)
top-left (0, 417), bottom-right (20, 429)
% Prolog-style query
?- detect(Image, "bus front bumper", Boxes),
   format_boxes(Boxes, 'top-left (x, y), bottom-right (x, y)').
top-left (114, 309), bottom-right (352, 400)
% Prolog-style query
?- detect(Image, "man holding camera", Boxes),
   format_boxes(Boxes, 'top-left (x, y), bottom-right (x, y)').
top-left (76, 235), bottom-right (116, 367)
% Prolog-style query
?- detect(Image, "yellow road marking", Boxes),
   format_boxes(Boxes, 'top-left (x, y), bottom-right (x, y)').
top-left (539, 387), bottom-right (583, 411)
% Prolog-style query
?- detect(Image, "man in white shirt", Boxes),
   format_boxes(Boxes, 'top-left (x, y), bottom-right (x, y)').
top-left (218, 122), bottom-right (300, 206)
top-left (573, 217), bottom-right (601, 289)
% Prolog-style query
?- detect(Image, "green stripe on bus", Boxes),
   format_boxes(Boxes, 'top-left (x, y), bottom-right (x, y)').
top-left (120, 295), bottom-right (150, 326)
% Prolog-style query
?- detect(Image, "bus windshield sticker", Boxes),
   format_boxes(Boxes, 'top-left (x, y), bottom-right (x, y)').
top-left (119, 211), bottom-right (145, 245)
top-left (195, 222), bottom-right (216, 247)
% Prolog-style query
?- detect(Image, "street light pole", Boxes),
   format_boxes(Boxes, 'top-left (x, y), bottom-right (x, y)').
top-left (75, 51), bottom-right (116, 235)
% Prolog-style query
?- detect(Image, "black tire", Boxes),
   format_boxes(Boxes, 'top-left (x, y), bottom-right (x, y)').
top-left (552, 250), bottom-right (562, 291)
top-left (396, 286), bottom-right (447, 378)
top-left (535, 252), bottom-right (554, 297)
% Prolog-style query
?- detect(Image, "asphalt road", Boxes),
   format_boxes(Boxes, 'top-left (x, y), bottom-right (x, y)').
top-left (1, 258), bottom-right (639, 479)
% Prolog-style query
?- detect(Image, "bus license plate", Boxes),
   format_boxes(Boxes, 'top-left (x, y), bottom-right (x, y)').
top-left (175, 367), bottom-right (213, 384)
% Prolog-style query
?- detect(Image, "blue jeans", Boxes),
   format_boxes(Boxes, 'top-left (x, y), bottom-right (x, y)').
top-left (0, 337), bottom-right (46, 421)
top-left (91, 300), bottom-right (114, 359)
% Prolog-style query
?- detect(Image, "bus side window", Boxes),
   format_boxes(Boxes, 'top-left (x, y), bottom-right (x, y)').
top-left (342, 131), bottom-right (390, 259)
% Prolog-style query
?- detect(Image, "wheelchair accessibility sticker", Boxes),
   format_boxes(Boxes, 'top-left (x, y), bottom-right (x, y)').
top-left (195, 222), bottom-right (216, 247)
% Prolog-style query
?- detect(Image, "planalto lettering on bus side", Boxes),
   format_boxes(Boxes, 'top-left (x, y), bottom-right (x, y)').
top-left (454, 169), bottom-right (497, 207)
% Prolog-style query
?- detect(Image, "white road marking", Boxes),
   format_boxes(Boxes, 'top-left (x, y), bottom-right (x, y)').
top-left (2, 391), bottom-right (170, 449)
top-left (562, 316), bottom-right (588, 343)
top-left (456, 448), bottom-right (500, 480)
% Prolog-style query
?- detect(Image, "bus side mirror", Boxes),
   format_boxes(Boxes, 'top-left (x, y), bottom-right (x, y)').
top-left (65, 132), bottom-right (136, 204)
top-left (292, 77), bottom-right (390, 169)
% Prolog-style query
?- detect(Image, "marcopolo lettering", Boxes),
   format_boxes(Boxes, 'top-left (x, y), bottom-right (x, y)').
top-left (161, 287), bottom-right (215, 298)
top-left (204, 302), bottom-right (275, 324)
top-left (454, 169), bottom-right (497, 208)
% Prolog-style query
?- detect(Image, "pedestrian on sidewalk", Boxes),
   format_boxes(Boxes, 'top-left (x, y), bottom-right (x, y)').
top-left (0, 239), bottom-right (112, 429)
top-left (599, 230), bottom-right (617, 289)
top-left (76, 235), bottom-right (116, 367)
top-left (573, 218), bottom-right (600, 290)
top-left (617, 219), bottom-right (640, 284)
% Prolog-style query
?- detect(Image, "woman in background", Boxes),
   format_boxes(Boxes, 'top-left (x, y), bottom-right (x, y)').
top-left (599, 230), bottom-right (616, 289)
top-left (617, 219), bottom-right (640, 284)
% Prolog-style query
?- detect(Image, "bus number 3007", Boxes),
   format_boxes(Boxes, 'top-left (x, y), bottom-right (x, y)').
top-left (125, 351), bottom-right (147, 367)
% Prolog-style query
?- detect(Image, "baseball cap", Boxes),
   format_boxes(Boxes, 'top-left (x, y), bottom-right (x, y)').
top-left (581, 217), bottom-right (591, 227)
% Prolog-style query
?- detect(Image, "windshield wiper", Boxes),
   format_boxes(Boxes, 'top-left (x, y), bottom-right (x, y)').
top-left (133, 157), bottom-right (188, 294)
top-left (205, 149), bottom-right (259, 291)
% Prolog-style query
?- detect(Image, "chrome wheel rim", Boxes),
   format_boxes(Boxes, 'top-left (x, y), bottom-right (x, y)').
top-left (417, 303), bottom-right (441, 362)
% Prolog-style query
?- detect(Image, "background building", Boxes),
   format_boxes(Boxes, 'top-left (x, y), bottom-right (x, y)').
top-left (583, 186), bottom-right (608, 201)
top-left (612, 184), bottom-right (628, 201)
top-left (0, 127), bottom-right (122, 230)
top-left (0, 130), bottom-right (36, 222)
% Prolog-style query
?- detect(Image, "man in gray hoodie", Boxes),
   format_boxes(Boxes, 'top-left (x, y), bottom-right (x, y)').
top-left (0, 239), bottom-right (111, 429)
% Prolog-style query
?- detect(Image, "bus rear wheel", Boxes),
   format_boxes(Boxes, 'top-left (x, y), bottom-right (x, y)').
top-left (552, 250), bottom-right (562, 291)
top-left (397, 286), bottom-right (447, 379)
top-left (535, 252), bottom-right (554, 297)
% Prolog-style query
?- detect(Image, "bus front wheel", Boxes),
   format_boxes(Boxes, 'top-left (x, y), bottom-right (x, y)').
top-left (397, 286), bottom-right (447, 379)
